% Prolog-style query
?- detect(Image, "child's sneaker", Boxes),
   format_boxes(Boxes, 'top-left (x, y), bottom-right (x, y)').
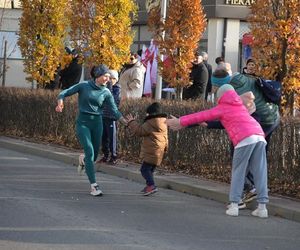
top-left (96, 156), bottom-right (108, 164)
top-left (140, 186), bottom-right (147, 193)
top-left (90, 183), bottom-right (103, 196)
top-left (251, 208), bottom-right (268, 218)
top-left (108, 157), bottom-right (118, 165)
top-left (143, 185), bottom-right (158, 196)
top-left (77, 154), bottom-right (85, 175)
top-left (226, 203), bottom-right (239, 216)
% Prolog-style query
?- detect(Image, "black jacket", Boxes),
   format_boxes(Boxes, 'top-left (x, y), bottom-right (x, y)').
top-left (183, 62), bottom-right (208, 100)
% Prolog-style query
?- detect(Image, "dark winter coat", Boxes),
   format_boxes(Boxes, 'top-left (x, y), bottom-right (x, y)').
top-left (102, 82), bottom-right (121, 120)
top-left (59, 58), bottom-right (83, 89)
top-left (183, 62), bottom-right (208, 100)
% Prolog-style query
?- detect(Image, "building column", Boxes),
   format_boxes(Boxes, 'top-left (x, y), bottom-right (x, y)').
top-left (224, 19), bottom-right (240, 73)
top-left (207, 18), bottom-right (224, 71)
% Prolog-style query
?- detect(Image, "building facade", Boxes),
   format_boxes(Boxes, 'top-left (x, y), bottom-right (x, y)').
top-left (0, 0), bottom-right (26, 87)
top-left (133, 0), bottom-right (253, 72)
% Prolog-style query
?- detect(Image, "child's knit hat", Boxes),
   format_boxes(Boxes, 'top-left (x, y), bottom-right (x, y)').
top-left (109, 70), bottom-right (119, 81)
top-left (211, 68), bottom-right (231, 87)
top-left (216, 84), bottom-right (234, 99)
top-left (146, 102), bottom-right (162, 115)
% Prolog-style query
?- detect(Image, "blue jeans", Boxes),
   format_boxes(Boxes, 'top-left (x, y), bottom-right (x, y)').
top-left (140, 162), bottom-right (157, 186)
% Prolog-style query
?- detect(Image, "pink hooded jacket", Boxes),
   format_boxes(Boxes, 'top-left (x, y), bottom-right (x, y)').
top-left (180, 90), bottom-right (265, 146)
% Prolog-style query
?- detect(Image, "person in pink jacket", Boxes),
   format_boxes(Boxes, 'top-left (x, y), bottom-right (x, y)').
top-left (166, 84), bottom-right (269, 218)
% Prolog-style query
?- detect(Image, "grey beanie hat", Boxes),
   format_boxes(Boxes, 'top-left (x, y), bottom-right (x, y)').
top-left (92, 64), bottom-right (110, 79)
top-left (216, 84), bottom-right (234, 99)
top-left (109, 70), bottom-right (119, 81)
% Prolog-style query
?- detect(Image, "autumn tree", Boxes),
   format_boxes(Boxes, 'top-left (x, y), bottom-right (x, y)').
top-left (148, 0), bottom-right (206, 99)
top-left (248, 0), bottom-right (300, 115)
top-left (18, 0), bottom-right (71, 85)
top-left (67, 0), bottom-right (137, 71)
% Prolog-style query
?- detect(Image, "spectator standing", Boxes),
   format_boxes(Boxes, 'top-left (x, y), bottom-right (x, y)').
top-left (55, 64), bottom-right (127, 196)
top-left (242, 58), bottom-right (257, 76)
top-left (201, 52), bottom-right (213, 101)
top-left (215, 56), bottom-right (224, 65)
top-left (59, 48), bottom-right (83, 89)
top-left (167, 84), bottom-right (269, 218)
top-left (126, 102), bottom-right (168, 196)
top-left (183, 53), bottom-right (208, 100)
top-left (119, 53), bottom-right (146, 99)
top-left (98, 70), bottom-right (121, 165)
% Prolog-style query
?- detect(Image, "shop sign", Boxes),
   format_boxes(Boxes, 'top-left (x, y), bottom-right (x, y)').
top-left (225, 0), bottom-right (254, 6)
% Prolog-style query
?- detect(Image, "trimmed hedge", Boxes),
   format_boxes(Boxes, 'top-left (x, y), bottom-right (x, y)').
top-left (0, 87), bottom-right (299, 199)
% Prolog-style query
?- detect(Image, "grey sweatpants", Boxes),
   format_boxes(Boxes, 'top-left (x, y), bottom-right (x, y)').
top-left (230, 141), bottom-right (269, 204)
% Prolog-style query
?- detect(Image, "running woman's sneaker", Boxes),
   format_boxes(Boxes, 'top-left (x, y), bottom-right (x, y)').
top-left (77, 154), bottom-right (85, 175)
top-left (143, 185), bottom-right (158, 196)
top-left (90, 183), bottom-right (103, 196)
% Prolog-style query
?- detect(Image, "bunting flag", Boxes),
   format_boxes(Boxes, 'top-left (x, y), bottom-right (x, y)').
top-left (142, 39), bottom-right (159, 96)
top-left (143, 60), bottom-right (152, 96)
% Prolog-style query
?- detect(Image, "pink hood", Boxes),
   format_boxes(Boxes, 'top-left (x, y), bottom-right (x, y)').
top-left (180, 90), bottom-right (264, 146)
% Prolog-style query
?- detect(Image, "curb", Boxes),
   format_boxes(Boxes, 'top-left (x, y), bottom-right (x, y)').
top-left (0, 136), bottom-right (299, 223)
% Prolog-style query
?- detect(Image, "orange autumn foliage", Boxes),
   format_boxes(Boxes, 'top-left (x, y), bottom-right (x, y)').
top-left (248, 0), bottom-right (300, 115)
top-left (148, 0), bottom-right (207, 92)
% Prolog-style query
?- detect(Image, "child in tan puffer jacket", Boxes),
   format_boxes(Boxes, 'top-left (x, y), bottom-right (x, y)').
top-left (127, 102), bottom-right (168, 196)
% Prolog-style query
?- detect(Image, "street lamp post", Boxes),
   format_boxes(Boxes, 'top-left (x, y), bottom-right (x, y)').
top-left (155, 0), bottom-right (167, 100)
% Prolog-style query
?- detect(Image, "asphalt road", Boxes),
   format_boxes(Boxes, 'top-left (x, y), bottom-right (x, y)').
top-left (0, 147), bottom-right (299, 250)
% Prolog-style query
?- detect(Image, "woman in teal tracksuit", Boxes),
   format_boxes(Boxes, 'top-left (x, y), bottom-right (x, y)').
top-left (55, 64), bottom-right (126, 196)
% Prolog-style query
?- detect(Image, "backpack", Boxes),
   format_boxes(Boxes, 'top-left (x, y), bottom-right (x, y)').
top-left (255, 78), bottom-right (282, 105)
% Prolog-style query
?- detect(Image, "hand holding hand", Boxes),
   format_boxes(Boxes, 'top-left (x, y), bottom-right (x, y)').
top-left (199, 122), bottom-right (208, 127)
top-left (55, 99), bottom-right (64, 112)
top-left (119, 116), bottom-right (128, 126)
top-left (126, 113), bottom-right (136, 123)
top-left (166, 115), bottom-right (183, 131)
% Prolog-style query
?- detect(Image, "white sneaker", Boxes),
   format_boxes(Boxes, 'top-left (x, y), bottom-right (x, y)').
top-left (226, 201), bottom-right (246, 210)
top-left (77, 154), bottom-right (85, 175)
top-left (251, 208), bottom-right (268, 218)
top-left (90, 183), bottom-right (103, 196)
top-left (226, 203), bottom-right (239, 216)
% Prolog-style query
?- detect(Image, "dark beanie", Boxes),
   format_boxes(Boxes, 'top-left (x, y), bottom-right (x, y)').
top-left (91, 64), bottom-right (110, 79)
top-left (146, 102), bottom-right (162, 115)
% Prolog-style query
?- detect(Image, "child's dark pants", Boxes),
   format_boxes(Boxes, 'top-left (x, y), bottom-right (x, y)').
top-left (140, 162), bottom-right (157, 186)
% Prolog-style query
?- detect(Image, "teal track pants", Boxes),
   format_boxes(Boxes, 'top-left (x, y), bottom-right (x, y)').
top-left (76, 113), bottom-right (103, 184)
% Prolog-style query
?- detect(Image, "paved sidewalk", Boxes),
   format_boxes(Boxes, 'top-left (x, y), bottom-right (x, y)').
top-left (1, 136), bottom-right (299, 223)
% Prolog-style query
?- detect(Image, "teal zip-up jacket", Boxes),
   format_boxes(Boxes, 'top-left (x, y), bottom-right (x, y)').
top-left (57, 80), bottom-right (122, 119)
top-left (230, 73), bottom-right (279, 126)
